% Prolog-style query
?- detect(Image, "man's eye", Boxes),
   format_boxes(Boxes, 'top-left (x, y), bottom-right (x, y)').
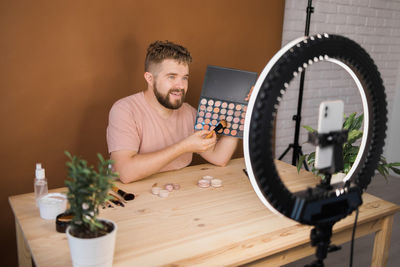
top-left (183, 76), bottom-right (189, 81)
top-left (168, 76), bottom-right (175, 79)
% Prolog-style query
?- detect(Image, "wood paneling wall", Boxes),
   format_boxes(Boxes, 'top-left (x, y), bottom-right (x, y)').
top-left (0, 1), bottom-right (285, 265)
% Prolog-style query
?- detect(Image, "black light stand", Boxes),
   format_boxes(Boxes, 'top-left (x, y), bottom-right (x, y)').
top-left (304, 129), bottom-right (350, 267)
top-left (278, 0), bottom-right (314, 171)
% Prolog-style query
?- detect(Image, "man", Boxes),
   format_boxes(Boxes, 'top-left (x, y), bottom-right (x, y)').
top-left (107, 40), bottom-right (238, 183)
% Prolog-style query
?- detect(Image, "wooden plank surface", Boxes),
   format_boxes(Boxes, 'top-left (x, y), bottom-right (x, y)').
top-left (9, 158), bottom-right (400, 267)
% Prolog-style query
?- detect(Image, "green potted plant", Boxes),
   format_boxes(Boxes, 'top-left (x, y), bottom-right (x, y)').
top-left (297, 112), bottom-right (400, 181)
top-left (64, 151), bottom-right (119, 267)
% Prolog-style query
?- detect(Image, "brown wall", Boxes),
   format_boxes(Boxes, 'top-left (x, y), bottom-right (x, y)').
top-left (0, 1), bottom-right (285, 265)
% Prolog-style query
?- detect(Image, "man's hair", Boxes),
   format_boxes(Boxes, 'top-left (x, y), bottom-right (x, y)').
top-left (145, 40), bottom-right (192, 72)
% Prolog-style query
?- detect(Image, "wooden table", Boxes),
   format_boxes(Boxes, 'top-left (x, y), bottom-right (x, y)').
top-left (9, 158), bottom-right (400, 266)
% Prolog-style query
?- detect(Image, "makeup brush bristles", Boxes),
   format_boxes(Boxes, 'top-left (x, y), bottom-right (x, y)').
top-left (206, 119), bottom-right (227, 138)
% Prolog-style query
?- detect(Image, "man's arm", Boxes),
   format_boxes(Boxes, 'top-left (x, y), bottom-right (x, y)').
top-left (199, 135), bottom-right (239, 167)
top-left (111, 130), bottom-right (216, 183)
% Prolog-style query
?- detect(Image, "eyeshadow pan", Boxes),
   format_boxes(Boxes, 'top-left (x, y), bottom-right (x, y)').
top-left (227, 110), bottom-right (234, 116)
top-left (243, 106), bottom-right (247, 112)
top-left (215, 101), bottom-right (221, 107)
top-left (200, 105), bottom-right (206, 111)
top-left (212, 113), bottom-right (218, 120)
top-left (213, 107), bottom-right (220, 113)
top-left (233, 117), bottom-right (240, 124)
top-left (226, 116), bottom-right (233, 122)
top-left (241, 112), bottom-right (246, 118)
top-left (240, 118), bottom-right (245, 124)
top-left (219, 114), bottom-right (226, 120)
top-left (199, 111), bottom-right (205, 117)
top-left (211, 120), bottom-right (217, 125)
top-left (208, 99), bottom-right (214, 106)
top-left (203, 124), bottom-right (210, 130)
top-left (231, 130), bottom-right (237, 136)
top-left (206, 106), bottom-right (213, 112)
top-left (234, 111), bottom-right (241, 117)
top-left (197, 117), bottom-right (204, 123)
top-left (235, 104), bottom-right (242, 111)
top-left (200, 98), bottom-right (207, 105)
top-left (221, 102), bottom-right (228, 108)
top-left (196, 123), bottom-right (202, 129)
top-left (220, 109), bottom-right (227, 115)
top-left (205, 113), bottom-right (212, 118)
top-left (224, 128), bottom-right (230, 135)
top-left (239, 125), bottom-right (244, 131)
top-left (204, 118), bottom-right (210, 124)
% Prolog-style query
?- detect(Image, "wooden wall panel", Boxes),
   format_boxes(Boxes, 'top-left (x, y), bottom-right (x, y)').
top-left (0, 1), bottom-right (285, 265)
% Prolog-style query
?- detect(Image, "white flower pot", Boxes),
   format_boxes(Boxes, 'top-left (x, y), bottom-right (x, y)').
top-left (66, 219), bottom-right (117, 267)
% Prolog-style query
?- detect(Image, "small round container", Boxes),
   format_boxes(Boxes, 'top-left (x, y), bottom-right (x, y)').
top-left (38, 193), bottom-right (67, 220)
top-left (164, 184), bottom-right (174, 192)
top-left (56, 212), bottom-right (73, 233)
top-left (202, 175), bottom-right (213, 181)
top-left (159, 190), bottom-right (169, 198)
top-left (172, 183), bottom-right (180, 190)
top-left (198, 179), bottom-right (210, 188)
top-left (152, 187), bottom-right (162, 195)
top-left (211, 179), bottom-right (222, 188)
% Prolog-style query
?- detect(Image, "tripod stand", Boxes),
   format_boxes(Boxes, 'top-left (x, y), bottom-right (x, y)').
top-left (278, 0), bottom-right (314, 171)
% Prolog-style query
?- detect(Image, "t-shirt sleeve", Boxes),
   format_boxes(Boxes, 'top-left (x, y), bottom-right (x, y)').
top-left (106, 100), bottom-right (141, 153)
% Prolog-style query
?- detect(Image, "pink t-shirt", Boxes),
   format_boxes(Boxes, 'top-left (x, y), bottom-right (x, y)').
top-left (106, 91), bottom-right (197, 172)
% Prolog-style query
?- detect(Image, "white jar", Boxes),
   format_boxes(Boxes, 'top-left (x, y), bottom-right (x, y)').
top-left (38, 193), bottom-right (67, 220)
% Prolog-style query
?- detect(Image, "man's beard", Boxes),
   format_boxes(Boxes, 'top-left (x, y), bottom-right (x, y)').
top-left (153, 84), bottom-right (186, 110)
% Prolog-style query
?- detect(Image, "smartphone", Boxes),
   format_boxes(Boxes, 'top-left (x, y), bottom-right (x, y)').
top-left (315, 100), bottom-right (344, 169)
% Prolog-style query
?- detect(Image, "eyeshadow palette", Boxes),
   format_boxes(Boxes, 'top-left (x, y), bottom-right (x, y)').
top-left (195, 65), bottom-right (258, 138)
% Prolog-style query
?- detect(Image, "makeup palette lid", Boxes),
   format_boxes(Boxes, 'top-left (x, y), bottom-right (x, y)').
top-left (200, 65), bottom-right (258, 104)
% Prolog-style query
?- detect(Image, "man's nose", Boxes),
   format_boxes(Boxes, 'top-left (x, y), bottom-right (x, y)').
top-left (175, 79), bottom-right (186, 89)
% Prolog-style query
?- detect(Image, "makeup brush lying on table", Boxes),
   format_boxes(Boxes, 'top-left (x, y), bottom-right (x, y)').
top-left (111, 186), bottom-right (135, 201)
top-left (205, 120), bottom-right (227, 138)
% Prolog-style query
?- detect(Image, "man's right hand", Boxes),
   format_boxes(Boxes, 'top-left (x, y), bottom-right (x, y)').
top-left (180, 130), bottom-right (217, 153)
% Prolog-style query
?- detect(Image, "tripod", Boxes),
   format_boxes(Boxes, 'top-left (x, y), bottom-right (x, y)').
top-left (278, 0), bottom-right (314, 171)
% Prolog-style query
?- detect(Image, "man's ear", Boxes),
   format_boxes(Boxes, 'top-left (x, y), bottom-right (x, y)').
top-left (144, 72), bottom-right (153, 85)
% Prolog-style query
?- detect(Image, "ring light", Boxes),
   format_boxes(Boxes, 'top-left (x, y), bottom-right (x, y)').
top-left (244, 33), bottom-right (387, 226)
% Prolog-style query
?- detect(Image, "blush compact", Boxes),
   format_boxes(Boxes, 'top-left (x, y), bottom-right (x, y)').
top-left (195, 65), bottom-right (258, 138)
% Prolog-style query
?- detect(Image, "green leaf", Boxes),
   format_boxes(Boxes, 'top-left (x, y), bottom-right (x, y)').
top-left (347, 130), bottom-right (363, 144)
top-left (303, 125), bottom-right (316, 133)
top-left (343, 113), bottom-right (356, 130)
top-left (352, 114), bottom-right (364, 131)
top-left (390, 167), bottom-right (400, 175)
top-left (297, 155), bottom-right (306, 173)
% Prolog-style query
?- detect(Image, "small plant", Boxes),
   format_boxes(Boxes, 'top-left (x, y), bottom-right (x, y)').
top-left (297, 112), bottom-right (400, 179)
top-left (65, 151), bottom-right (119, 238)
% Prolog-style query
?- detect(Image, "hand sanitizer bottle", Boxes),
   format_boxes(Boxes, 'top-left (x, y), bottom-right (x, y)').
top-left (35, 163), bottom-right (48, 207)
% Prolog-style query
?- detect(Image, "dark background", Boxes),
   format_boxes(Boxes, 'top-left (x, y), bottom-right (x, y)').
top-left (0, 1), bottom-right (285, 265)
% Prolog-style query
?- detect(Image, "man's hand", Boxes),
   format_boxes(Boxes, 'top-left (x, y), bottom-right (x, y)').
top-left (180, 130), bottom-right (217, 153)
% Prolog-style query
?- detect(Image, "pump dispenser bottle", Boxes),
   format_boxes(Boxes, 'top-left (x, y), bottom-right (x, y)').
top-left (35, 163), bottom-right (48, 206)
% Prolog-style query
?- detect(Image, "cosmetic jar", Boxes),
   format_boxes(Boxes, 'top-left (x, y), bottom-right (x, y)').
top-left (38, 193), bottom-right (67, 220)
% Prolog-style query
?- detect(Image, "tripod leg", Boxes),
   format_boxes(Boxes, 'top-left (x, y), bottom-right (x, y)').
top-left (278, 144), bottom-right (293, 160)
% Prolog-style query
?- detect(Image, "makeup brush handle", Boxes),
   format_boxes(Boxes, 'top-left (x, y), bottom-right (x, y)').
top-left (205, 131), bottom-right (214, 139)
top-left (112, 186), bottom-right (126, 197)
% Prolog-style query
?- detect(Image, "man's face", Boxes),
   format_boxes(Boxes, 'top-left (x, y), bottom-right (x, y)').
top-left (151, 59), bottom-right (189, 110)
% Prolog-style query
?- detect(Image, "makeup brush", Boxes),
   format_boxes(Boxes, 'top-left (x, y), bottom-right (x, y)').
top-left (112, 186), bottom-right (135, 201)
top-left (206, 120), bottom-right (227, 138)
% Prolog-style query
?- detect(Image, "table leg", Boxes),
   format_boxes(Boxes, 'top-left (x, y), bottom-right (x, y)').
top-left (371, 215), bottom-right (394, 267)
top-left (15, 219), bottom-right (32, 267)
